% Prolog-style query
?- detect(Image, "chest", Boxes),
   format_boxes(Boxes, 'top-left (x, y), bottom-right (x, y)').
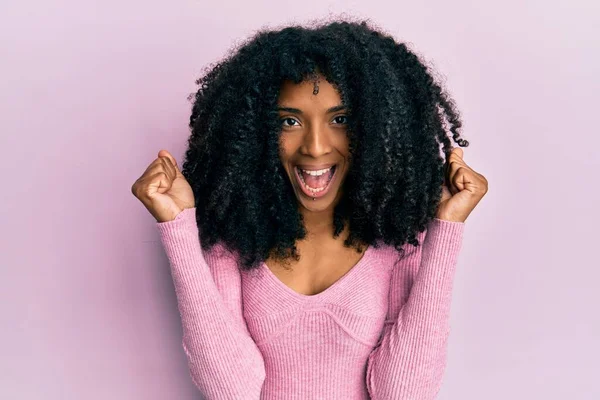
top-left (239, 242), bottom-right (394, 348)
top-left (264, 246), bottom-right (368, 297)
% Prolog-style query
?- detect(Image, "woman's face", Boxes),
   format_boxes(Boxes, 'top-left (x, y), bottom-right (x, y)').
top-left (277, 75), bottom-right (351, 213)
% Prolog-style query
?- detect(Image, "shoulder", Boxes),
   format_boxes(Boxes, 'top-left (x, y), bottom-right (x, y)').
top-left (363, 228), bottom-right (433, 274)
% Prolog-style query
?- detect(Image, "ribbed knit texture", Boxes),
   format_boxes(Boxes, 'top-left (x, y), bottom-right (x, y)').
top-left (156, 207), bottom-right (464, 400)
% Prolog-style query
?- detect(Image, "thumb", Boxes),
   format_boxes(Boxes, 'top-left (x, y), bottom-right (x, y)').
top-left (158, 149), bottom-right (184, 176)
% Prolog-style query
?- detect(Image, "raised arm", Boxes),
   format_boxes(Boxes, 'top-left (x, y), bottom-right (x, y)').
top-left (365, 218), bottom-right (465, 399)
top-left (156, 207), bottom-right (265, 399)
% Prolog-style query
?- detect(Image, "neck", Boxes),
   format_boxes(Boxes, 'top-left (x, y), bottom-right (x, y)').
top-left (299, 188), bottom-right (346, 241)
top-left (300, 207), bottom-right (335, 240)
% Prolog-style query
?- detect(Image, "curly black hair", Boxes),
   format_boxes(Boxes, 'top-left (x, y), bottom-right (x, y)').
top-left (181, 18), bottom-right (469, 271)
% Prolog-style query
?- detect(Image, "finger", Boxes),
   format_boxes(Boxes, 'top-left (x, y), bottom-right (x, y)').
top-left (158, 156), bottom-right (176, 181)
top-left (445, 161), bottom-right (463, 195)
top-left (444, 174), bottom-right (459, 196)
top-left (452, 167), bottom-right (473, 192)
top-left (146, 171), bottom-right (173, 195)
top-left (446, 149), bottom-right (473, 179)
top-left (449, 155), bottom-right (482, 186)
top-left (158, 150), bottom-right (183, 176)
top-left (142, 158), bottom-right (173, 182)
top-left (444, 147), bottom-right (469, 192)
top-left (452, 147), bottom-right (464, 159)
top-left (445, 158), bottom-right (460, 188)
top-left (448, 148), bottom-right (468, 168)
top-left (140, 156), bottom-right (165, 177)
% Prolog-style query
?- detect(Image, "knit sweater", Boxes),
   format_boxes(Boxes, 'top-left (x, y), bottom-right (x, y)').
top-left (156, 207), bottom-right (464, 399)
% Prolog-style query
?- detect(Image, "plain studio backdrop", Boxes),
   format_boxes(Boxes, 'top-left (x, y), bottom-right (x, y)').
top-left (1, 0), bottom-right (598, 399)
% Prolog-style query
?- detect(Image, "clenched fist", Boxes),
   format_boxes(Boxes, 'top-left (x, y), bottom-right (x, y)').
top-left (131, 149), bottom-right (195, 222)
top-left (436, 147), bottom-right (488, 223)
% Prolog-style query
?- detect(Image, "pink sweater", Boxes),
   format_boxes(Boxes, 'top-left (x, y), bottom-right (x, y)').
top-left (156, 207), bottom-right (464, 399)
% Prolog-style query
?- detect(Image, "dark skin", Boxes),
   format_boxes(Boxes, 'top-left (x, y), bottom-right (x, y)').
top-left (133, 75), bottom-right (487, 296)
top-left (266, 74), bottom-right (488, 296)
top-left (131, 75), bottom-right (370, 296)
top-left (266, 75), bottom-right (368, 296)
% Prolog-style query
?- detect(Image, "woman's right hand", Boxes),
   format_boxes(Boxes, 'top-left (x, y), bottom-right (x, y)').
top-left (131, 149), bottom-right (195, 223)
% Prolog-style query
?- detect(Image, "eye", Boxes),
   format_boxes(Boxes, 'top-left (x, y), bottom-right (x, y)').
top-left (332, 115), bottom-right (348, 124)
top-left (281, 117), bottom-right (300, 127)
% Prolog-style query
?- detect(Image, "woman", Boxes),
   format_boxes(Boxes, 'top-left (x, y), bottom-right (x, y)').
top-left (132, 19), bottom-right (488, 400)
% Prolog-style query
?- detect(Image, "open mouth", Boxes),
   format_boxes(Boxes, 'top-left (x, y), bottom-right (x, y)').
top-left (293, 164), bottom-right (338, 199)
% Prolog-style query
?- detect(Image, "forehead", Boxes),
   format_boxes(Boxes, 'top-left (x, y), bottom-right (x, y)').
top-left (278, 76), bottom-right (342, 108)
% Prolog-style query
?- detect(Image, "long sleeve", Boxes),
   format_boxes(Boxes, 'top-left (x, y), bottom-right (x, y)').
top-left (156, 207), bottom-right (266, 399)
top-left (365, 218), bottom-right (465, 399)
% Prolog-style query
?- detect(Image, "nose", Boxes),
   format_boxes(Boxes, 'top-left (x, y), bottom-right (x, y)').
top-left (300, 124), bottom-right (332, 158)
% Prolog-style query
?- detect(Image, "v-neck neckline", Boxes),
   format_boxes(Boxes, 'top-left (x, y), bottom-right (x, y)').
top-left (259, 245), bottom-right (374, 301)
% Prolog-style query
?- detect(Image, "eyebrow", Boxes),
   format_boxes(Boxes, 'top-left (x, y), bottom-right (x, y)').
top-left (276, 104), bottom-right (346, 115)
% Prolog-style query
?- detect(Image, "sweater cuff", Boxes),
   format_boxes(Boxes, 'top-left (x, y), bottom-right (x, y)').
top-left (156, 207), bottom-right (197, 233)
top-left (422, 217), bottom-right (465, 273)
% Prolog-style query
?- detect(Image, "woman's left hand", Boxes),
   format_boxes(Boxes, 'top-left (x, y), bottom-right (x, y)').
top-left (436, 147), bottom-right (488, 223)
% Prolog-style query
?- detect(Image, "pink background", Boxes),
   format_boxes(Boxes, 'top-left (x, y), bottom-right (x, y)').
top-left (1, 0), bottom-right (599, 398)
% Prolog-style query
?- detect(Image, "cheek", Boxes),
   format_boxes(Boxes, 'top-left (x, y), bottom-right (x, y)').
top-left (278, 135), bottom-right (299, 161)
top-left (277, 141), bottom-right (288, 159)
top-left (335, 137), bottom-right (351, 157)
top-left (278, 148), bottom-right (293, 164)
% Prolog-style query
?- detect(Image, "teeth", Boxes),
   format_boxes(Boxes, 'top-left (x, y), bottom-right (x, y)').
top-left (299, 166), bottom-right (333, 176)
top-left (296, 166), bottom-right (334, 192)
